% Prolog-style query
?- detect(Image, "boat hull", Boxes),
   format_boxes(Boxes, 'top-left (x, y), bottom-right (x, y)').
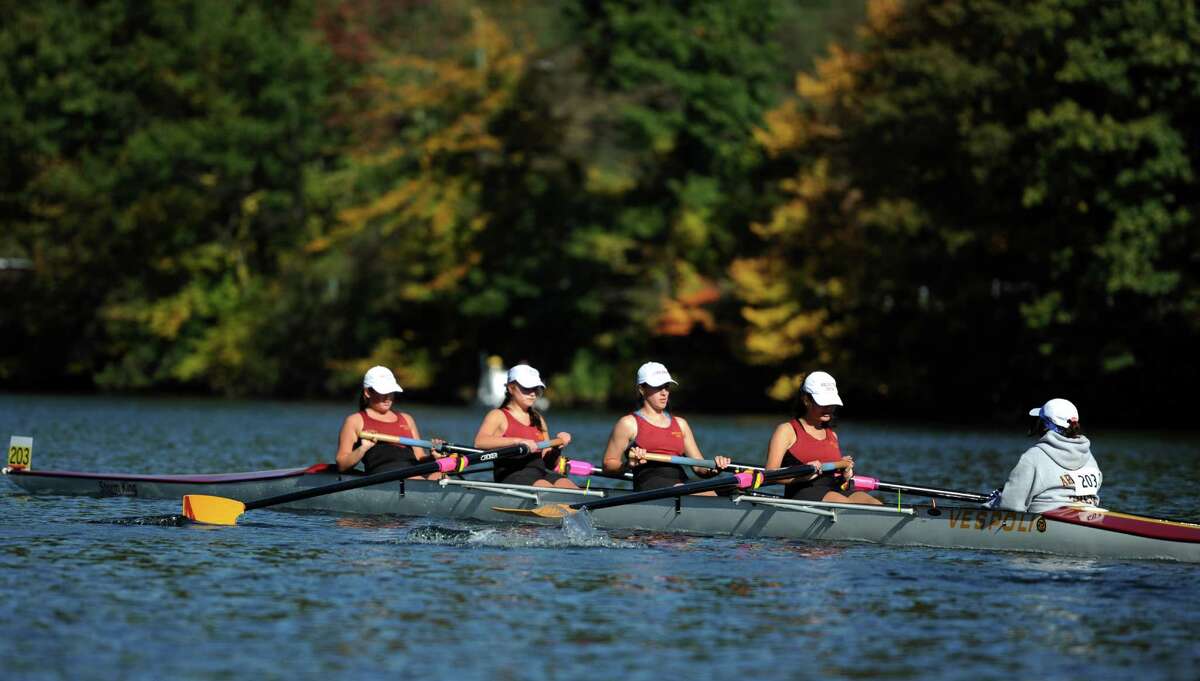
top-left (5, 465), bottom-right (1199, 563)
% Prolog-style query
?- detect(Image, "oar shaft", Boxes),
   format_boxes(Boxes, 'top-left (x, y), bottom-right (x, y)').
top-left (852, 476), bottom-right (990, 503)
top-left (358, 431), bottom-right (438, 450)
top-left (360, 432), bottom-right (561, 454)
top-left (639, 453), bottom-right (763, 471)
top-left (243, 444), bottom-right (529, 511)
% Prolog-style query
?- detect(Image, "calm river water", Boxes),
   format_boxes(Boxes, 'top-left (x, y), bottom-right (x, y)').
top-left (2, 393), bottom-right (1198, 680)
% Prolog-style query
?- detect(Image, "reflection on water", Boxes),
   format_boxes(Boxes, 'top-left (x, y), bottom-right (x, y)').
top-left (2, 394), bottom-right (1199, 680)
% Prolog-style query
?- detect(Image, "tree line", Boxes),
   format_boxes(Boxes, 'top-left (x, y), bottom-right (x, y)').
top-left (2, 0), bottom-right (1195, 423)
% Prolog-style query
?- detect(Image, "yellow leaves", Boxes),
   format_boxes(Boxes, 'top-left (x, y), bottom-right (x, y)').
top-left (749, 158), bottom-right (833, 239)
top-left (864, 0), bottom-right (905, 39)
top-left (321, 6), bottom-right (524, 267)
top-left (767, 373), bottom-right (805, 402)
top-left (729, 257), bottom-right (788, 306)
top-left (741, 304), bottom-right (829, 364)
top-left (674, 206), bottom-right (710, 251)
top-left (754, 101), bottom-right (803, 156)
top-left (585, 164), bottom-right (637, 195)
top-left (400, 251), bottom-right (479, 301)
top-left (240, 192), bottom-right (262, 217)
top-left (797, 44), bottom-right (864, 109)
top-left (755, 108), bottom-right (842, 158)
top-left (328, 337), bottom-right (436, 391)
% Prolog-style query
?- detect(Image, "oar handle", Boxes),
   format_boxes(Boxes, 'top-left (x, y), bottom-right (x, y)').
top-left (358, 431), bottom-right (439, 450)
top-left (852, 475), bottom-right (990, 503)
top-left (554, 458), bottom-right (600, 477)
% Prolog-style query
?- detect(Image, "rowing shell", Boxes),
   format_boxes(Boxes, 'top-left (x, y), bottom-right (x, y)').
top-left (4, 464), bottom-right (1199, 563)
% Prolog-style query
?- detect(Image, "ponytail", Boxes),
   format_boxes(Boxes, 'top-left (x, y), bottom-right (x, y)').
top-left (1029, 417), bottom-right (1084, 438)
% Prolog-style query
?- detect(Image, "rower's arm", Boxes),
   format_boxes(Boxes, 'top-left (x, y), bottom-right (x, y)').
top-left (764, 422), bottom-right (809, 486)
top-left (403, 413), bottom-right (430, 461)
top-left (677, 417), bottom-right (717, 477)
top-left (335, 413), bottom-right (371, 472)
top-left (601, 417), bottom-right (637, 474)
top-left (474, 409), bottom-right (541, 451)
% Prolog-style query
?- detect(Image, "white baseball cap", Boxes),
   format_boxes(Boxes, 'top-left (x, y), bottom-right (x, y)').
top-left (363, 366), bottom-right (403, 394)
top-left (636, 361), bottom-right (677, 388)
top-left (1029, 398), bottom-right (1078, 428)
top-left (802, 371), bottom-right (843, 407)
top-left (507, 364), bottom-right (546, 389)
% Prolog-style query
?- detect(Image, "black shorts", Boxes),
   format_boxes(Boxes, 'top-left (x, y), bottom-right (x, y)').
top-left (494, 464), bottom-right (568, 486)
top-left (633, 464), bottom-right (688, 492)
top-left (364, 451), bottom-right (422, 475)
top-left (784, 474), bottom-right (851, 502)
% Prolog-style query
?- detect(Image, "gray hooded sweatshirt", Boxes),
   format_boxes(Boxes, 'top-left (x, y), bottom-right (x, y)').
top-left (997, 431), bottom-right (1102, 514)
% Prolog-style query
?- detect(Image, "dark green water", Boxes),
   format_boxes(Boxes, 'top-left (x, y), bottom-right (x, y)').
top-left (2, 394), bottom-right (1198, 680)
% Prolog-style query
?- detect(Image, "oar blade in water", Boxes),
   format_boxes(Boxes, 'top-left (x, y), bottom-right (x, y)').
top-left (183, 494), bottom-right (246, 525)
top-left (492, 503), bottom-right (575, 519)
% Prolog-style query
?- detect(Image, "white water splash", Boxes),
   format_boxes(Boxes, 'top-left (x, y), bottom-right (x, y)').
top-left (401, 518), bottom-right (635, 549)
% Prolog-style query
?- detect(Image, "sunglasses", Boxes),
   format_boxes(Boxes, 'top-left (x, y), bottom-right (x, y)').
top-left (515, 384), bottom-right (545, 396)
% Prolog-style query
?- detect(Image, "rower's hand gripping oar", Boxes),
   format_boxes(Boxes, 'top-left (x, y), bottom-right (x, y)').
top-left (182, 438), bottom-right (562, 526)
top-left (497, 462), bottom-right (841, 519)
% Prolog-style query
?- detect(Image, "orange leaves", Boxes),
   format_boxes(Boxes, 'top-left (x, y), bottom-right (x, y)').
top-left (653, 281), bottom-right (720, 337)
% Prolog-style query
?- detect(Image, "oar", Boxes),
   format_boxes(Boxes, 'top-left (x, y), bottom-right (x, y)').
top-left (358, 430), bottom-right (442, 449)
top-left (496, 462), bottom-right (839, 519)
top-left (851, 475), bottom-right (990, 503)
top-left (551, 454), bottom-right (763, 477)
top-left (183, 439), bottom-right (560, 525)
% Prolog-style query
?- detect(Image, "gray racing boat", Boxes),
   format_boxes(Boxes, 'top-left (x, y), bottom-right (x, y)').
top-left (5, 460), bottom-right (1199, 563)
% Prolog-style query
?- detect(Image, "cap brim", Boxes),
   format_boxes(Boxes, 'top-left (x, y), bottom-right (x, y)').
top-left (512, 379), bottom-right (545, 389)
top-left (809, 392), bottom-right (842, 407)
top-left (1028, 408), bottom-right (1041, 417)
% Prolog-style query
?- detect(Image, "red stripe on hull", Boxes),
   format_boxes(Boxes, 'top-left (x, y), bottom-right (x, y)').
top-left (1044, 507), bottom-right (1200, 544)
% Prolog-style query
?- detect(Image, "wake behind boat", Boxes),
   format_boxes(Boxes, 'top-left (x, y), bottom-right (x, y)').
top-left (5, 455), bottom-right (1199, 563)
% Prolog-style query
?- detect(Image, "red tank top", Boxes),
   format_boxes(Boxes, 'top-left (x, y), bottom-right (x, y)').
top-left (358, 410), bottom-right (416, 474)
top-left (502, 409), bottom-right (545, 440)
top-left (359, 409), bottom-right (414, 440)
top-left (633, 413), bottom-right (685, 456)
top-left (783, 419), bottom-right (842, 464)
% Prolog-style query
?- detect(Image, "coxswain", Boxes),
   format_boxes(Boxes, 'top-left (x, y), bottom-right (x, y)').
top-left (987, 398), bottom-right (1101, 512)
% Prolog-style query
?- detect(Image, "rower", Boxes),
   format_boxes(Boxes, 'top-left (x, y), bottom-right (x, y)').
top-left (763, 371), bottom-right (881, 505)
top-left (986, 398), bottom-right (1102, 513)
top-left (600, 362), bottom-right (731, 492)
top-left (335, 366), bottom-right (443, 479)
top-left (473, 364), bottom-right (577, 489)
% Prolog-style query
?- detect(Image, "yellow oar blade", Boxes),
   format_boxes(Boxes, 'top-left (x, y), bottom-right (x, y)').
top-left (183, 494), bottom-right (246, 525)
top-left (492, 503), bottom-right (575, 519)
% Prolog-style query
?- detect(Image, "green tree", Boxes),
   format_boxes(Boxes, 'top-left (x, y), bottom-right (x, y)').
top-left (0, 1), bottom-right (334, 392)
top-left (741, 0), bottom-right (1199, 419)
